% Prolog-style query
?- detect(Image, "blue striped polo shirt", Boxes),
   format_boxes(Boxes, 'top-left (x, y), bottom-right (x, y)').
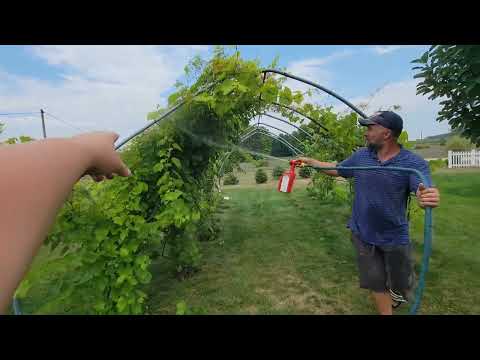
top-left (336, 145), bottom-right (432, 246)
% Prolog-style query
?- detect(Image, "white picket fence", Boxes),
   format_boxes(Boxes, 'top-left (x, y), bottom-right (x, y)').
top-left (448, 149), bottom-right (480, 168)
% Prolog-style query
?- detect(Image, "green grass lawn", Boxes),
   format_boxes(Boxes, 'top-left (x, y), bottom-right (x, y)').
top-left (12, 168), bottom-right (480, 315)
top-left (147, 168), bottom-right (480, 315)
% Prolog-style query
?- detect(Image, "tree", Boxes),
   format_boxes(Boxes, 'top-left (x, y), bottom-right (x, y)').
top-left (398, 130), bottom-right (413, 150)
top-left (242, 127), bottom-right (273, 157)
top-left (270, 133), bottom-right (295, 157)
top-left (412, 45), bottom-right (480, 145)
top-left (4, 136), bottom-right (34, 144)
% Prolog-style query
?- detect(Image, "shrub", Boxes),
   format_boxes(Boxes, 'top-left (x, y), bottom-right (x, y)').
top-left (447, 135), bottom-right (474, 151)
top-left (255, 169), bottom-right (268, 184)
top-left (299, 166), bottom-right (313, 178)
top-left (255, 159), bottom-right (269, 168)
top-left (414, 144), bottom-right (430, 149)
top-left (223, 173), bottom-right (239, 185)
top-left (428, 159), bottom-right (447, 173)
top-left (272, 166), bottom-right (285, 179)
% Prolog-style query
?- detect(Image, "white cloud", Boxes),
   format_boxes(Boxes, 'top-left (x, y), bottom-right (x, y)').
top-left (0, 45), bottom-right (209, 142)
top-left (285, 49), bottom-right (354, 105)
top-left (371, 45), bottom-right (422, 55)
top-left (332, 78), bottom-right (450, 140)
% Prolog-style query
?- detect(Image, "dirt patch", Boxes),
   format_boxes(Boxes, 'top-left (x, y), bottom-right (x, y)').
top-left (242, 305), bottom-right (259, 314)
top-left (255, 272), bottom-right (338, 314)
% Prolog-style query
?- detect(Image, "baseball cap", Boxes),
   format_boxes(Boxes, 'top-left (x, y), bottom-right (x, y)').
top-left (359, 111), bottom-right (403, 136)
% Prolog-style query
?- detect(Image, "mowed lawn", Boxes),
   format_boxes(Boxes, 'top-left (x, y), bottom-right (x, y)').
top-left (11, 168), bottom-right (480, 315)
top-left (147, 168), bottom-right (480, 315)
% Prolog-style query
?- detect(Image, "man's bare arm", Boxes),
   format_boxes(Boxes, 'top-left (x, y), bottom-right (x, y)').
top-left (297, 157), bottom-right (339, 177)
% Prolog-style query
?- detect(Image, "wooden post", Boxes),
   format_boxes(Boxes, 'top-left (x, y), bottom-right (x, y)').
top-left (448, 150), bottom-right (452, 169)
top-left (40, 109), bottom-right (47, 139)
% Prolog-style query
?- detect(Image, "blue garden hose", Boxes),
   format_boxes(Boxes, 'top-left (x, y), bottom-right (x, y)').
top-left (12, 297), bottom-right (22, 315)
top-left (312, 165), bottom-right (433, 315)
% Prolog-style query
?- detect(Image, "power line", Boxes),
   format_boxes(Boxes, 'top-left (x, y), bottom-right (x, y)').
top-left (43, 111), bottom-right (90, 132)
top-left (1, 110), bottom-right (90, 137)
top-left (0, 115), bottom-right (38, 121)
top-left (1, 109), bottom-right (92, 132)
top-left (0, 112), bottom-right (38, 116)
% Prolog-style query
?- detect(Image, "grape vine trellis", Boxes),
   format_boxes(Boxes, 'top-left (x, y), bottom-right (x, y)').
top-left (13, 48), bottom-right (433, 315)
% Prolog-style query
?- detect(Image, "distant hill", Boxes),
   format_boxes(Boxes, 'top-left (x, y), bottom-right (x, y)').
top-left (422, 132), bottom-right (451, 141)
top-left (418, 129), bottom-right (462, 143)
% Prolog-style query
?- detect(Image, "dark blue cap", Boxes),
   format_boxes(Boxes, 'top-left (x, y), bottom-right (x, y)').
top-left (359, 111), bottom-right (403, 136)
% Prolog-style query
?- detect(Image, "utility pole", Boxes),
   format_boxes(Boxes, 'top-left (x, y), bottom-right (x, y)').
top-left (40, 109), bottom-right (47, 138)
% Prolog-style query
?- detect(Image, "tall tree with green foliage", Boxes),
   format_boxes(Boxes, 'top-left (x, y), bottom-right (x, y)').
top-left (412, 45), bottom-right (480, 145)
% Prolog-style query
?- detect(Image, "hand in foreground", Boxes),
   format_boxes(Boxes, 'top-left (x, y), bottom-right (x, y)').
top-left (71, 132), bottom-right (131, 182)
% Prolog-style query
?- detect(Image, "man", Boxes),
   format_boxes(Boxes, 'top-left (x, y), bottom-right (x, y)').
top-left (298, 111), bottom-right (440, 315)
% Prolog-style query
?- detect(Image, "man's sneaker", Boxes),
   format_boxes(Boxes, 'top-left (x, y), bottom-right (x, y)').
top-left (390, 289), bottom-right (408, 309)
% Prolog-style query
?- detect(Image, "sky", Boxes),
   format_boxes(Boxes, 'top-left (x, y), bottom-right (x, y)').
top-left (0, 45), bottom-right (450, 144)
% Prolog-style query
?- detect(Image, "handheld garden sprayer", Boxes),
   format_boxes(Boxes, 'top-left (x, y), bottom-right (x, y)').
top-left (277, 160), bottom-right (305, 193)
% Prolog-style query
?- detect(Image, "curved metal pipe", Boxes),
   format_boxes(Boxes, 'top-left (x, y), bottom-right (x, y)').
top-left (253, 129), bottom-right (303, 155)
top-left (219, 128), bottom-right (301, 181)
top-left (240, 128), bottom-right (302, 155)
top-left (239, 126), bottom-right (259, 140)
top-left (115, 83), bottom-right (216, 150)
top-left (260, 113), bottom-right (314, 140)
top-left (261, 69), bottom-right (368, 119)
top-left (257, 122), bottom-right (308, 149)
top-left (242, 113), bottom-right (314, 142)
top-left (268, 102), bottom-right (330, 132)
top-left (238, 121), bottom-right (305, 156)
top-left (219, 128), bottom-right (302, 179)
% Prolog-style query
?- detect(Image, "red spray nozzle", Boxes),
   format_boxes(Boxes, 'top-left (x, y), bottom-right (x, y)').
top-left (290, 159), bottom-right (304, 167)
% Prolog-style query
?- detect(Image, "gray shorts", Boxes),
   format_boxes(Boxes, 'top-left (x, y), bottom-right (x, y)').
top-left (350, 232), bottom-right (415, 299)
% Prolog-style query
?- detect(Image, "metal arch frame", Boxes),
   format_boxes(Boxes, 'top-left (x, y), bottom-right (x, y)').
top-left (114, 83), bottom-right (217, 150)
top-left (261, 69), bottom-right (368, 120)
top-left (115, 68), bottom-right (368, 152)
top-left (218, 126), bottom-right (303, 183)
top-left (256, 122), bottom-right (308, 149)
top-left (259, 111), bottom-right (363, 151)
top-left (267, 102), bottom-right (330, 133)
top-left (238, 112), bottom-right (314, 146)
top-left (219, 114), bottom-right (304, 177)
top-left (260, 113), bottom-right (314, 140)
top-left (218, 128), bottom-right (301, 184)
top-left (216, 123), bottom-right (264, 176)
top-left (239, 126), bottom-right (260, 141)
top-left (242, 128), bottom-right (303, 155)
top-left (239, 119), bottom-right (304, 154)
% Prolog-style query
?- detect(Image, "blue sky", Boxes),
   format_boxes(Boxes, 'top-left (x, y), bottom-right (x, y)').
top-left (0, 45), bottom-right (450, 143)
